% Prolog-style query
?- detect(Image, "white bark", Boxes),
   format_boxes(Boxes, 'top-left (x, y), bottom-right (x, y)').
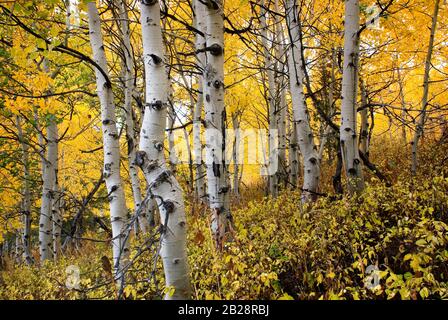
top-left (39, 118), bottom-right (57, 262)
top-left (117, 0), bottom-right (149, 234)
top-left (260, 1), bottom-right (279, 197)
top-left (411, 0), bottom-right (440, 175)
top-left (274, 0), bottom-right (288, 186)
top-left (41, 55), bottom-right (61, 261)
top-left (286, 0), bottom-right (320, 202)
top-left (16, 116), bottom-right (33, 264)
top-left (87, 2), bottom-right (129, 283)
top-left (192, 0), bottom-right (207, 202)
top-left (167, 102), bottom-right (177, 172)
top-left (288, 113), bottom-right (299, 186)
top-left (138, 0), bottom-right (190, 300)
top-left (202, 0), bottom-right (232, 248)
top-left (340, 0), bottom-right (364, 193)
top-left (52, 169), bottom-right (62, 260)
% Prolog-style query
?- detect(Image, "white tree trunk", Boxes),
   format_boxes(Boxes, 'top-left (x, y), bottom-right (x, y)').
top-left (87, 2), bottom-right (129, 283)
top-left (274, 0), bottom-right (288, 186)
top-left (411, 0), bottom-right (440, 175)
top-left (117, 0), bottom-right (149, 234)
top-left (52, 171), bottom-right (62, 260)
top-left (340, 0), bottom-right (364, 193)
top-left (192, 0), bottom-right (207, 202)
top-left (138, 0), bottom-right (190, 300)
top-left (288, 115), bottom-right (299, 186)
top-left (167, 103), bottom-right (177, 172)
top-left (260, 0), bottom-right (279, 197)
top-left (202, 0), bottom-right (232, 248)
top-left (16, 116), bottom-right (33, 264)
top-left (39, 118), bottom-right (57, 262)
top-left (286, 0), bottom-right (320, 202)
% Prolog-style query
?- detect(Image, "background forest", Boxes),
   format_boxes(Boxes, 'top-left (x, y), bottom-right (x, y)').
top-left (0, 0), bottom-right (448, 300)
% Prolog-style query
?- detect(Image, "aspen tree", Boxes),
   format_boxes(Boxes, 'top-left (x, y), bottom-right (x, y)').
top-left (201, 0), bottom-right (232, 248)
top-left (116, 0), bottom-right (149, 234)
top-left (15, 116), bottom-right (33, 264)
top-left (138, 0), bottom-right (191, 299)
top-left (87, 1), bottom-right (129, 284)
top-left (38, 116), bottom-right (57, 262)
top-left (260, 0), bottom-right (279, 197)
top-left (411, 0), bottom-right (440, 175)
top-left (192, 0), bottom-right (207, 203)
top-left (286, 0), bottom-right (320, 202)
top-left (340, 0), bottom-right (364, 193)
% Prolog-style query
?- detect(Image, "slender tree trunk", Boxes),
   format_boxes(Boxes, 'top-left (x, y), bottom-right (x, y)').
top-left (318, 48), bottom-right (337, 162)
top-left (87, 2), bottom-right (129, 284)
top-left (411, 0), bottom-right (440, 175)
top-left (288, 116), bottom-right (299, 187)
top-left (52, 178), bottom-right (62, 260)
top-left (116, 0), bottom-right (149, 235)
top-left (16, 116), bottom-right (33, 264)
top-left (138, 0), bottom-right (190, 300)
top-left (182, 125), bottom-right (195, 194)
top-left (39, 118), bottom-right (57, 262)
top-left (260, 0), bottom-right (279, 197)
top-left (396, 64), bottom-right (407, 143)
top-left (359, 80), bottom-right (369, 156)
top-left (201, 0), bottom-right (232, 249)
top-left (232, 113), bottom-right (240, 198)
top-left (340, 0), bottom-right (364, 193)
top-left (192, 0), bottom-right (207, 203)
top-left (286, 0), bottom-right (320, 202)
top-left (167, 103), bottom-right (177, 173)
top-left (274, 0), bottom-right (288, 187)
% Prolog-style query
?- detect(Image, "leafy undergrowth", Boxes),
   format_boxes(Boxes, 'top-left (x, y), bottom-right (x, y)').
top-left (1, 174), bottom-right (448, 300)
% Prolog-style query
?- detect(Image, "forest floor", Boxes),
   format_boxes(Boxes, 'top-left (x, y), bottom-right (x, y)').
top-left (1, 135), bottom-right (448, 300)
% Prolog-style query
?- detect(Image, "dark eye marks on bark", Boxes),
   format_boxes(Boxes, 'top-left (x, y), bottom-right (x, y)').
top-left (141, 0), bottom-right (158, 6)
top-left (212, 161), bottom-right (220, 177)
top-left (208, 43), bottom-right (223, 56)
top-left (145, 100), bottom-right (164, 110)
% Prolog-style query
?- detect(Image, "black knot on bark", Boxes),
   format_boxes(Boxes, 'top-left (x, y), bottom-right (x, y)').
top-left (104, 163), bottom-right (112, 174)
top-left (110, 185), bottom-right (118, 193)
top-left (213, 80), bottom-right (221, 89)
top-left (141, 0), bottom-right (158, 5)
top-left (206, 94), bottom-right (211, 102)
top-left (218, 186), bottom-right (229, 194)
top-left (209, 43), bottom-right (223, 56)
top-left (146, 100), bottom-right (163, 110)
top-left (149, 54), bottom-right (162, 64)
top-left (163, 200), bottom-right (175, 214)
top-left (309, 157), bottom-right (317, 164)
top-left (212, 161), bottom-right (221, 177)
top-left (135, 151), bottom-right (147, 168)
top-left (102, 119), bottom-right (110, 125)
top-left (154, 141), bottom-right (163, 151)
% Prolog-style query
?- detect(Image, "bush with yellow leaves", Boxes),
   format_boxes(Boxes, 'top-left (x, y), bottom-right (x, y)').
top-left (1, 173), bottom-right (448, 300)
